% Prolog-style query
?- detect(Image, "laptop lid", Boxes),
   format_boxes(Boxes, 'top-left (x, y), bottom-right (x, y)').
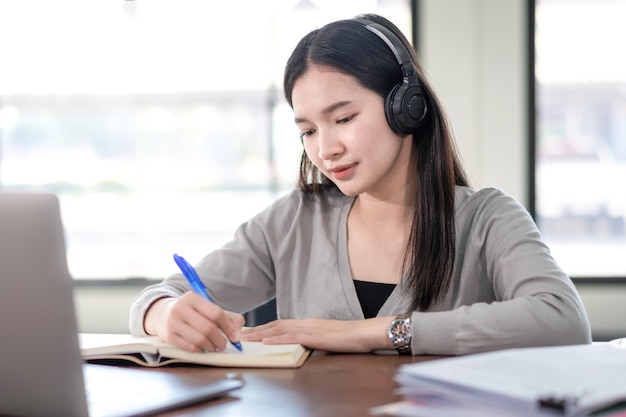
top-left (0, 192), bottom-right (89, 417)
top-left (0, 193), bottom-right (242, 417)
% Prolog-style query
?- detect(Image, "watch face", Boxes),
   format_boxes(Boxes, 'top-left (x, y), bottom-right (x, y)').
top-left (389, 316), bottom-right (412, 348)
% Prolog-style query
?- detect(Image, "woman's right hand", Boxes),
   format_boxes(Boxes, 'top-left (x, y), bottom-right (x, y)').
top-left (143, 292), bottom-right (245, 352)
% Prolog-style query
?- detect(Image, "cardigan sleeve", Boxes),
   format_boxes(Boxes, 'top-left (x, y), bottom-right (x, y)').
top-left (128, 192), bottom-right (298, 336)
top-left (410, 188), bottom-right (592, 355)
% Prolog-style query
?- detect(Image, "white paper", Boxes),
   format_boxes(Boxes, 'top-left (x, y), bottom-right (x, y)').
top-left (388, 343), bottom-right (626, 417)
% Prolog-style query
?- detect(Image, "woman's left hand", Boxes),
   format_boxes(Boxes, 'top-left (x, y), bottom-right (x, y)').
top-left (241, 317), bottom-right (394, 352)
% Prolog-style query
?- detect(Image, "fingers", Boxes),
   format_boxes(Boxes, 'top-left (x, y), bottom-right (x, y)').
top-left (241, 319), bottom-right (310, 344)
top-left (161, 292), bottom-right (244, 352)
top-left (221, 310), bottom-right (246, 344)
top-left (240, 318), bottom-right (375, 353)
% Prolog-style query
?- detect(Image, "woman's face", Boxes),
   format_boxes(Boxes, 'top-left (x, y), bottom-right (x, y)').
top-left (292, 64), bottom-right (414, 198)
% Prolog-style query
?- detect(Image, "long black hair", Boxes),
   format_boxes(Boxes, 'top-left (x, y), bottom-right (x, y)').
top-left (283, 14), bottom-right (469, 311)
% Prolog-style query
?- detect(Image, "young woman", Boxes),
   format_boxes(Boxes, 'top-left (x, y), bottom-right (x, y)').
top-left (129, 14), bottom-right (591, 356)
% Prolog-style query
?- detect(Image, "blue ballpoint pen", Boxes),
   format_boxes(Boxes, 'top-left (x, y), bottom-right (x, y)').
top-left (172, 253), bottom-right (243, 352)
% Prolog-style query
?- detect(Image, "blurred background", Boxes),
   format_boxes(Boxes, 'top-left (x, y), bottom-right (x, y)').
top-left (0, 0), bottom-right (624, 339)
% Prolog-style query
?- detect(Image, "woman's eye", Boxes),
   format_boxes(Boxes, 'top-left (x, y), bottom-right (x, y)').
top-left (337, 115), bottom-right (354, 124)
top-left (299, 129), bottom-right (315, 140)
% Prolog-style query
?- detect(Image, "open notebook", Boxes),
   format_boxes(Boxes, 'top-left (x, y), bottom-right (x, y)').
top-left (0, 193), bottom-right (243, 417)
top-left (80, 332), bottom-right (310, 368)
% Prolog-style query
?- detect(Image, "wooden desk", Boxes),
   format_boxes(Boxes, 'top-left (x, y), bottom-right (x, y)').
top-left (155, 351), bottom-right (440, 416)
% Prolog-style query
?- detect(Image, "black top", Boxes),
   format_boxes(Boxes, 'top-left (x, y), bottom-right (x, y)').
top-left (353, 280), bottom-right (396, 319)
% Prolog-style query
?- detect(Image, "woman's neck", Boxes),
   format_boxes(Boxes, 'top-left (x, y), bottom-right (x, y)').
top-left (351, 171), bottom-right (417, 227)
top-left (347, 192), bottom-right (414, 284)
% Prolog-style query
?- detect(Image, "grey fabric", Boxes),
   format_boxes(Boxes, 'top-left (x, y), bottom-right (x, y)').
top-left (129, 186), bottom-right (591, 355)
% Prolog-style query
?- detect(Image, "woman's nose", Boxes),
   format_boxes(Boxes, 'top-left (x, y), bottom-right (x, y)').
top-left (317, 128), bottom-right (344, 160)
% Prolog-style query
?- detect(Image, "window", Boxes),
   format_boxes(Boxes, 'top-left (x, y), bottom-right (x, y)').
top-left (534, 0), bottom-right (626, 277)
top-left (0, 0), bottom-right (413, 279)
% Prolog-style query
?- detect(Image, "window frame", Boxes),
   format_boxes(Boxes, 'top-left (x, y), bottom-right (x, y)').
top-left (528, 0), bottom-right (626, 284)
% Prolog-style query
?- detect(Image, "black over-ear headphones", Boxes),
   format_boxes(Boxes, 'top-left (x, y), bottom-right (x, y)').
top-left (356, 19), bottom-right (427, 134)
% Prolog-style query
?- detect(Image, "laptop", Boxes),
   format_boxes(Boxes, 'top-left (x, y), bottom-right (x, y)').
top-left (0, 192), bottom-right (243, 417)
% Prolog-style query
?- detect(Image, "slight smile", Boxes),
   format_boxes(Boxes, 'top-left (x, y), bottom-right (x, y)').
top-left (328, 163), bottom-right (357, 180)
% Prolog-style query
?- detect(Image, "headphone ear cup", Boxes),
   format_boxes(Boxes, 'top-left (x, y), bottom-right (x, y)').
top-left (385, 84), bottom-right (403, 134)
top-left (385, 82), bottom-right (427, 134)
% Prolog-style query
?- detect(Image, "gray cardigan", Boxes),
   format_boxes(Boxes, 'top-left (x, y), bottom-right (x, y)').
top-left (129, 186), bottom-right (592, 355)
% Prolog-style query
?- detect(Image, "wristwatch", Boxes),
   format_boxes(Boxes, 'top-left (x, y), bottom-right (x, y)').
top-left (387, 314), bottom-right (412, 355)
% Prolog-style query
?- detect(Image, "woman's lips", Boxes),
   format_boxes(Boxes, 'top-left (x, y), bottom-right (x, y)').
top-left (328, 163), bottom-right (357, 180)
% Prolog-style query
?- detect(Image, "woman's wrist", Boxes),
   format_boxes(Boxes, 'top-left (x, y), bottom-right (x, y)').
top-left (361, 316), bottom-right (397, 351)
top-left (143, 297), bottom-right (175, 336)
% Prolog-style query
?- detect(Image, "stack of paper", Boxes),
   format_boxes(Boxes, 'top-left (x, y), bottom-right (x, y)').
top-left (372, 343), bottom-right (626, 417)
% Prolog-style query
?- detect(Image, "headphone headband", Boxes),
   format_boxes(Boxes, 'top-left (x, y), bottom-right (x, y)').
top-left (356, 19), bottom-right (412, 66)
top-left (354, 18), bottom-right (427, 134)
